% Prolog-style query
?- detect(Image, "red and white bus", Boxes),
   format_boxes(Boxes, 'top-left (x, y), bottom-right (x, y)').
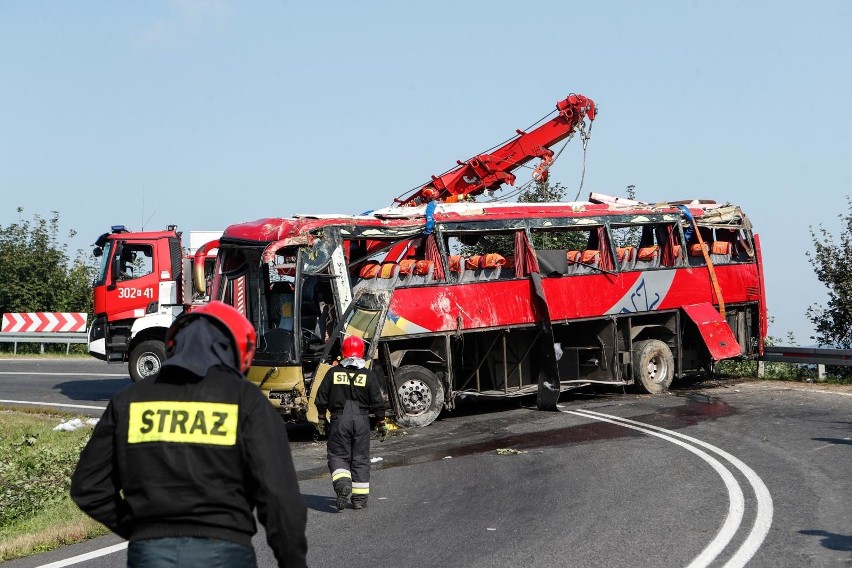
top-left (207, 191), bottom-right (766, 428)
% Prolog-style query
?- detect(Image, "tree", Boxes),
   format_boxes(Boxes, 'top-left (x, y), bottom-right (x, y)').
top-left (806, 196), bottom-right (852, 349)
top-left (0, 209), bottom-right (96, 317)
top-left (459, 181), bottom-right (639, 256)
top-left (517, 179), bottom-right (568, 204)
top-left (459, 179), bottom-right (572, 257)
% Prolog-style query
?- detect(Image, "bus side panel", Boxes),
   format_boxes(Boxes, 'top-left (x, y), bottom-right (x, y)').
top-left (380, 264), bottom-right (762, 335)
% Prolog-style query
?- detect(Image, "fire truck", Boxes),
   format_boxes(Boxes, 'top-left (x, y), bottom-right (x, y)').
top-left (88, 226), bottom-right (221, 382)
top-left (202, 94), bottom-right (767, 428)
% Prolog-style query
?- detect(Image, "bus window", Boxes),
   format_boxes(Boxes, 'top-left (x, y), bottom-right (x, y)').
top-left (530, 226), bottom-right (612, 275)
top-left (443, 231), bottom-right (516, 282)
top-left (611, 223), bottom-right (684, 270)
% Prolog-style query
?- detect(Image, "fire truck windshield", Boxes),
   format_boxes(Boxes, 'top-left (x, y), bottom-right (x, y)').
top-left (94, 241), bottom-right (113, 285)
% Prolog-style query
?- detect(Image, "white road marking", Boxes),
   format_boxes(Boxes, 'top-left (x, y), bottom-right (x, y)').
top-left (561, 407), bottom-right (744, 568)
top-left (0, 372), bottom-right (127, 377)
top-left (805, 389), bottom-right (852, 397)
top-left (0, 399), bottom-right (106, 410)
top-left (36, 542), bottom-right (127, 568)
top-left (569, 408), bottom-right (773, 568)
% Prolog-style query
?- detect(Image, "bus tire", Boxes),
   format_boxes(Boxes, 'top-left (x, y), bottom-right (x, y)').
top-left (129, 340), bottom-right (165, 382)
top-left (392, 365), bottom-right (444, 428)
top-left (632, 339), bottom-right (674, 394)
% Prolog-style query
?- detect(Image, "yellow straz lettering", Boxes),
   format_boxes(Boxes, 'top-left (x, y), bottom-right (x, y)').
top-left (128, 402), bottom-right (238, 446)
top-left (333, 372), bottom-right (350, 385)
top-left (353, 375), bottom-right (366, 387)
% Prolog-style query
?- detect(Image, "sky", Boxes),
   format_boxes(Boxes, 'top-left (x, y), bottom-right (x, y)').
top-left (1, 0), bottom-right (850, 343)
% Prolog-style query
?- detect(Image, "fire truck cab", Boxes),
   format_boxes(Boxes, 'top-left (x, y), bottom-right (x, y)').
top-left (88, 226), bottom-right (219, 382)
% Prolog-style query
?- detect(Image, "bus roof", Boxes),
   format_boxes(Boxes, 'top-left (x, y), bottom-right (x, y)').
top-left (220, 195), bottom-right (744, 244)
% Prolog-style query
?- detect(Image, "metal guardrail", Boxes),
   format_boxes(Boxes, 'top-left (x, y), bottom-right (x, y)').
top-left (761, 346), bottom-right (852, 366)
top-left (758, 345), bottom-right (852, 379)
top-left (0, 331), bottom-right (88, 355)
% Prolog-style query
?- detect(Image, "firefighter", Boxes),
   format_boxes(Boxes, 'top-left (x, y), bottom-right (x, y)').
top-left (70, 301), bottom-right (308, 568)
top-left (314, 335), bottom-right (386, 510)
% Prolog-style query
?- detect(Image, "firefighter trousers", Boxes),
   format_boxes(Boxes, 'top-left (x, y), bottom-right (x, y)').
top-left (327, 400), bottom-right (371, 507)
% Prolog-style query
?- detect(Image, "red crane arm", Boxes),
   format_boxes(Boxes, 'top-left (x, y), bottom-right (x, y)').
top-left (396, 94), bottom-right (596, 207)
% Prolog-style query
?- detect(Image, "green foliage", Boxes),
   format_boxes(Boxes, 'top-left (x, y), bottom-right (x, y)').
top-left (0, 410), bottom-right (106, 561)
top-left (611, 185), bottom-right (642, 248)
top-left (0, 209), bottom-right (96, 316)
top-left (517, 179), bottom-right (568, 204)
top-left (0, 209), bottom-right (96, 353)
top-left (461, 179), bottom-right (573, 257)
top-left (807, 197), bottom-right (852, 358)
top-left (716, 328), bottom-right (850, 384)
top-left (525, 180), bottom-right (583, 251)
top-left (0, 411), bottom-right (93, 529)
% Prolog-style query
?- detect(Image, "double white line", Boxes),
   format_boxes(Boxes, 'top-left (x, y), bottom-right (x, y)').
top-left (562, 407), bottom-right (773, 568)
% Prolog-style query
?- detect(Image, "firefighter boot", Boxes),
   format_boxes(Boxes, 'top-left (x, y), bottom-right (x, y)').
top-left (351, 494), bottom-right (368, 510)
top-left (333, 479), bottom-right (352, 511)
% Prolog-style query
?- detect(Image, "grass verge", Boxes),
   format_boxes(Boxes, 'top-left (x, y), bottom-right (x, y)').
top-left (0, 407), bottom-right (109, 562)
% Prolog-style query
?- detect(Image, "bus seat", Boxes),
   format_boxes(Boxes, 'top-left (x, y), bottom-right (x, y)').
top-left (460, 256), bottom-right (480, 282)
top-left (565, 250), bottom-right (582, 275)
top-left (353, 260), bottom-right (381, 293)
top-left (709, 241), bottom-right (732, 265)
top-left (574, 250), bottom-right (600, 274)
top-left (479, 253), bottom-right (505, 280)
top-left (688, 243), bottom-right (708, 266)
top-left (397, 258), bottom-right (417, 284)
top-left (460, 253), bottom-right (505, 281)
top-left (359, 260), bottom-right (381, 278)
top-left (636, 245), bottom-right (660, 269)
top-left (407, 260), bottom-right (434, 285)
top-left (617, 246), bottom-right (636, 271)
top-left (448, 255), bottom-right (465, 282)
top-left (376, 261), bottom-right (400, 289)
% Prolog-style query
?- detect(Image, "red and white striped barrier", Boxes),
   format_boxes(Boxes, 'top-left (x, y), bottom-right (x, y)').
top-left (1, 313), bottom-right (88, 333)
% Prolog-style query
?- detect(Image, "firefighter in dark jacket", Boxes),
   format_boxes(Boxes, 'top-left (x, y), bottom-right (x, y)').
top-left (70, 301), bottom-right (308, 568)
top-left (314, 335), bottom-right (385, 511)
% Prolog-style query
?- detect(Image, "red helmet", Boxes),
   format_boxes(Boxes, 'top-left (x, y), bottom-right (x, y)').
top-left (167, 301), bottom-right (257, 373)
top-left (341, 335), bottom-right (365, 359)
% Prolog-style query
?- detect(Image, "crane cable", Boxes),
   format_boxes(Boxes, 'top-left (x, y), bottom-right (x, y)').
top-left (489, 116), bottom-right (594, 204)
top-left (572, 119), bottom-right (593, 201)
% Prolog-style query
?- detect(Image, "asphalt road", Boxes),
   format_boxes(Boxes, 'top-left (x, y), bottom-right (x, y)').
top-left (1, 358), bottom-right (850, 568)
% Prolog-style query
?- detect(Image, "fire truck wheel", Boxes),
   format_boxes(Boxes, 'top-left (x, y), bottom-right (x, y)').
top-left (392, 365), bottom-right (444, 428)
top-left (129, 340), bottom-right (165, 382)
top-left (632, 339), bottom-right (674, 394)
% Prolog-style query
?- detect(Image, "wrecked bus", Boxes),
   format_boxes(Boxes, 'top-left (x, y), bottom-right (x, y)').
top-left (205, 192), bottom-right (767, 429)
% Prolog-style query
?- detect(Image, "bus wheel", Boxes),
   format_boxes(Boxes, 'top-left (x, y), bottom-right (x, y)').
top-left (393, 365), bottom-right (444, 428)
top-left (129, 340), bottom-right (165, 382)
top-left (632, 339), bottom-right (674, 394)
